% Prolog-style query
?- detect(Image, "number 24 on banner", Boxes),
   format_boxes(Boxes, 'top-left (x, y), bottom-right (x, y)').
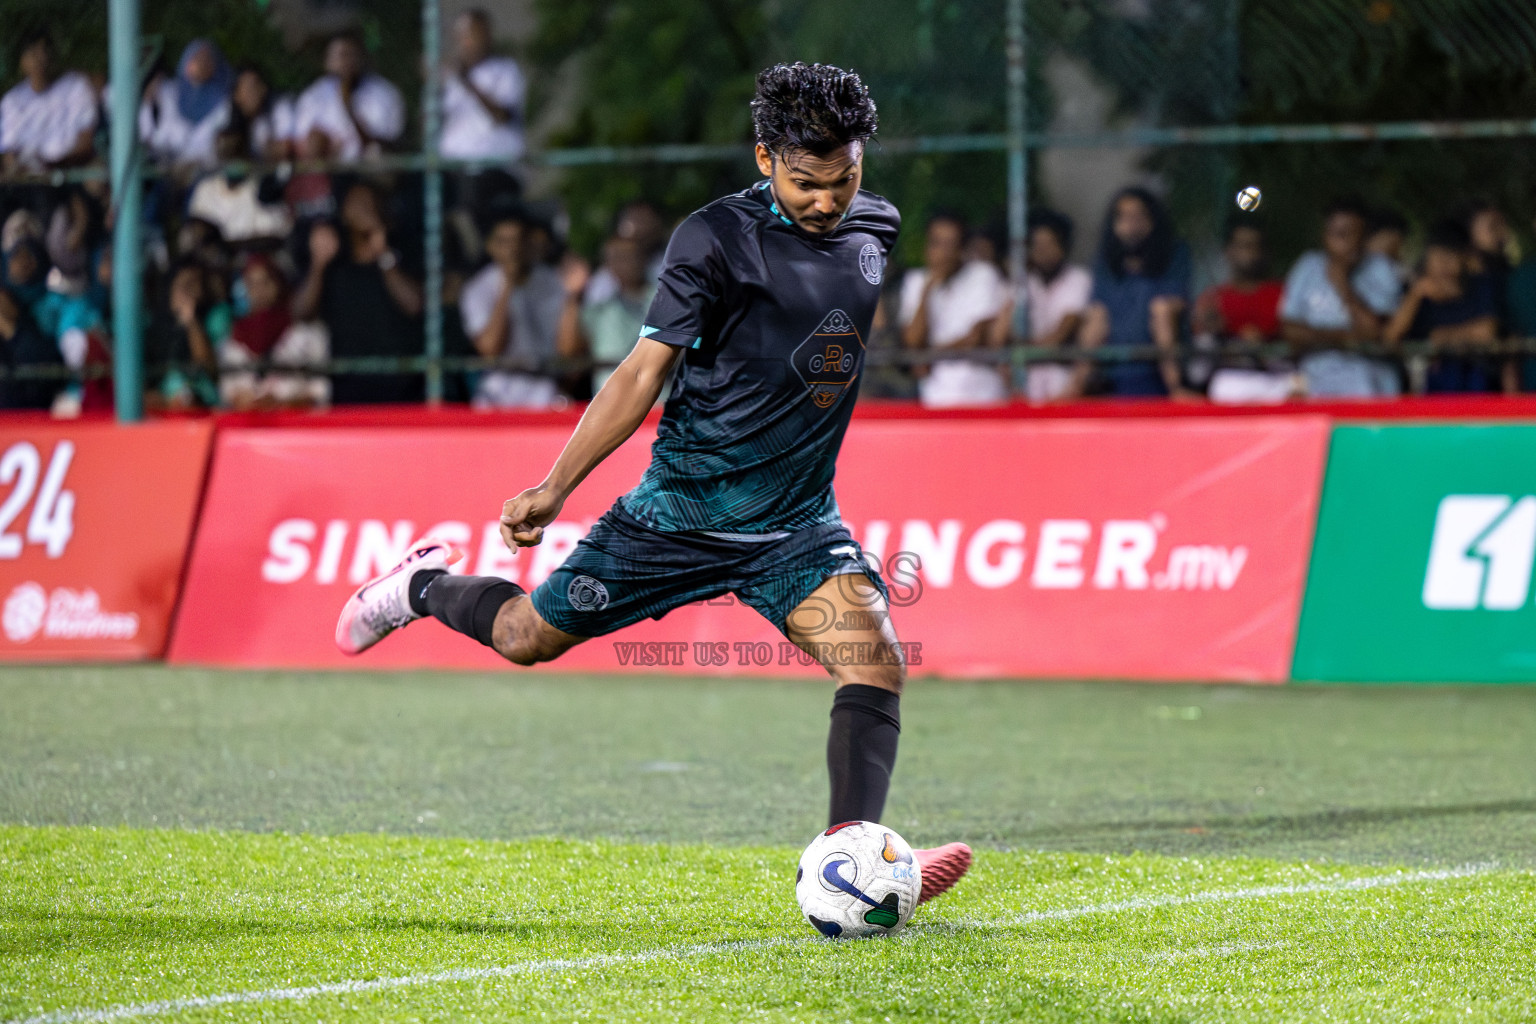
top-left (0, 440), bottom-right (75, 559)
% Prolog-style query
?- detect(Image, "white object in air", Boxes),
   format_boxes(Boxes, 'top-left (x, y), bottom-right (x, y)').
top-left (1236, 186), bottom-right (1263, 212)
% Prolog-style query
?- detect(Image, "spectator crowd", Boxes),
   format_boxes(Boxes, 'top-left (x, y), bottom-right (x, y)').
top-left (3, 16), bottom-right (1536, 414)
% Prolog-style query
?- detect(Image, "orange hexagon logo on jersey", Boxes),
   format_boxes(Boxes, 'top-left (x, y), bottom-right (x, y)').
top-left (791, 309), bottom-right (864, 408)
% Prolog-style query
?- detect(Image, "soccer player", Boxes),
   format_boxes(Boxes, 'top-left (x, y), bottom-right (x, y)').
top-left (336, 62), bottom-right (972, 903)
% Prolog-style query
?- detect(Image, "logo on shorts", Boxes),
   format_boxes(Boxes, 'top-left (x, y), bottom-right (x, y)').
top-left (858, 243), bottom-right (883, 285)
top-left (567, 575), bottom-right (611, 612)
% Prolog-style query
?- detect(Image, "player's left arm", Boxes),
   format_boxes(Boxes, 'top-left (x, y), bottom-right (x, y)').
top-left (499, 337), bottom-right (680, 547)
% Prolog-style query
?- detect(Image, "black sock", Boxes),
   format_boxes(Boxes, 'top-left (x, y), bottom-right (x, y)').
top-left (826, 684), bottom-right (901, 827)
top-left (409, 571), bottom-right (524, 648)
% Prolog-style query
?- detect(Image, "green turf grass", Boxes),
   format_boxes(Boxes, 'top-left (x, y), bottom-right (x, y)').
top-left (5, 667), bottom-right (1536, 1022)
top-left (3, 826), bottom-right (1531, 1024)
top-left (3, 667), bottom-right (1536, 865)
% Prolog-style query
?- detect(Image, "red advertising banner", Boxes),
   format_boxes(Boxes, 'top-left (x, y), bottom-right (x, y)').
top-left (170, 416), bottom-right (1328, 681)
top-left (0, 420), bottom-right (213, 661)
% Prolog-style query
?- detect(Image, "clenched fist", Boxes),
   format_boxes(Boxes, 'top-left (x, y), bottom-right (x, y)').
top-left (499, 485), bottom-right (565, 549)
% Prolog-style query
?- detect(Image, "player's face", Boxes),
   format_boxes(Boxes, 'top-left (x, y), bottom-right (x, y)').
top-left (755, 143), bottom-right (863, 235)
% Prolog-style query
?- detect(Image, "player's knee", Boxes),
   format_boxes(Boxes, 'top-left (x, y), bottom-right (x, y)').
top-left (834, 656), bottom-right (905, 695)
top-left (491, 599), bottom-right (577, 667)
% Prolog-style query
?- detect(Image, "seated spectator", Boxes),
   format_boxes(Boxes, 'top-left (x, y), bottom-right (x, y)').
top-left (584, 201), bottom-right (666, 307)
top-left (293, 33), bottom-right (405, 161)
top-left (1509, 210), bottom-right (1536, 388)
top-left (2, 237), bottom-right (48, 310)
top-left (1385, 219), bottom-right (1499, 393)
top-left (964, 221), bottom-right (1006, 271)
top-left (565, 234), bottom-right (657, 395)
top-left (1462, 199), bottom-right (1515, 334)
top-left (1367, 207), bottom-right (1411, 286)
top-left (441, 10), bottom-right (526, 163)
top-left (0, 31), bottom-right (98, 173)
top-left (232, 66), bottom-right (295, 162)
top-left (139, 40), bottom-right (234, 171)
top-left (292, 180), bottom-right (423, 404)
top-left (1014, 208), bottom-right (1090, 404)
top-left (0, 285), bottom-right (63, 410)
top-left (44, 187), bottom-right (102, 284)
top-left (460, 210), bottom-right (569, 408)
top-left (187, 126), bottom-right (293, 245)
top-left (900, 211), bottom-right (1009, 408)
top-left (147, 260), bottom-right (227, 409)
top-left (1077, 187), bottom-right (1193, 399)
top-left (219, 254), bottom-right (327, 409)
top-left (1280, 197), bottom-right (1402, 397)
top-left (1196, 220), bottom-right (1294, 404)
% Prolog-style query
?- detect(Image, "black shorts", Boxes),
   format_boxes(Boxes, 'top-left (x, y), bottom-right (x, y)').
top-left (529, 502), bottom-right (888, 638)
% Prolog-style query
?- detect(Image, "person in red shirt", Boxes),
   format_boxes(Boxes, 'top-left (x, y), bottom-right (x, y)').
top-left (1196, 220), bottom-right (1297, 403)
top-left (1198, 221), bottom-right (1283, 342)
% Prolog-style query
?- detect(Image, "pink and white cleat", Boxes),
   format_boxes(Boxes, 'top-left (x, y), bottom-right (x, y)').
top-left (915, 842), bottom-right (973, 904)
top-left (335, 537), bottom-right (463, 655)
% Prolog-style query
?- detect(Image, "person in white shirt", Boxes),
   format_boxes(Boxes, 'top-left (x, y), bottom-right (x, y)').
top-left (0, 32), bottom-right (98, 173)
top-left (900, 212), bottom-right (1010, 408)
top-left (186, 126), bottom-right (292, 244)
top-left (440, 10), bottom-right (526, 163)
top-left (292, 33), bottom-right (405, 161)
top-left (460, 211), bottom-right (575, 408)
top-left (138, 39), bottom-right (233, 171)
top-left (583, 200), bottom-right (666, 307)
top-left (1017, 209), bottom-right (1092, 403)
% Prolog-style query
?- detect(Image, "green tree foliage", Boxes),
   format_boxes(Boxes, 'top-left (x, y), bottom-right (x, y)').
top-left (534, 0), bottom-right (1032, 260)
top-left (536, 0), bottom-right (1536, 264)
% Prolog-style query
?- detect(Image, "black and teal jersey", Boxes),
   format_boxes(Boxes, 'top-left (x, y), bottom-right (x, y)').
top-left (620, 180), bottom-right (900, 535)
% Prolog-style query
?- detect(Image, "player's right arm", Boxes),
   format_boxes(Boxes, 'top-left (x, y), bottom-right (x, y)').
top-left (499, 338), bottom-right (679, 548)
top-left (500, 212), bottom-right (722, 548)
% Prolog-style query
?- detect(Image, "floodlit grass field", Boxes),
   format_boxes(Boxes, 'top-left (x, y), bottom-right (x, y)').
top-left (4, 667), bottom-right (1536, 1022)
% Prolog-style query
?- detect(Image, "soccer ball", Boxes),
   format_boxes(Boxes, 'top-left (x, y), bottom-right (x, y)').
top-left (795, 820), bottom-right (921, 938)
top-left (1236, 185), bottom-right (1263, 212)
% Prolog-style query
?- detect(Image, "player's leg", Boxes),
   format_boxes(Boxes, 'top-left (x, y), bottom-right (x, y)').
top-left (334, 535), bottom-right (585, 662)
top-left (784, 570), bottom-right (904, 825)
top-left (408, 570), bottom-right (584, 665)
top-left (780, 569), bottom-right (971, 903)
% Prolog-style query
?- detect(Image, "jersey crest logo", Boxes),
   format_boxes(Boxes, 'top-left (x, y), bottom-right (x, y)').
top-left (791, 309), bottom-right (864, 409)
top-left (858, 243), bottom-right (883, 285)
top-left (567, 575), bottom-right (611, 612)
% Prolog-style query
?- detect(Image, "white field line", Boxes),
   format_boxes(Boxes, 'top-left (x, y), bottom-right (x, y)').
top-left (6, 864), bottom-right (1492, 1024)
top-left (1001, 864), bottom-right (1489, 927)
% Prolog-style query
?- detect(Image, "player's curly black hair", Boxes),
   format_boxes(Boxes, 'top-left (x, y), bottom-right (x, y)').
top-left (751, 63), bottom-right (878, 156)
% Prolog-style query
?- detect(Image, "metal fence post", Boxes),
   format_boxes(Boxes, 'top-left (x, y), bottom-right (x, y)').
top-left (109, 0), bottom-right (143, 422)
top-left (1005, 0), bottom-right (1028, 355)
top-left (421, 0), bottom-right (445, 404)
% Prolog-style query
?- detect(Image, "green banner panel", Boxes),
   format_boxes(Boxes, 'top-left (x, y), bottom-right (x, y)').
top-left (1295, 424), bottom-right (1536, 682)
